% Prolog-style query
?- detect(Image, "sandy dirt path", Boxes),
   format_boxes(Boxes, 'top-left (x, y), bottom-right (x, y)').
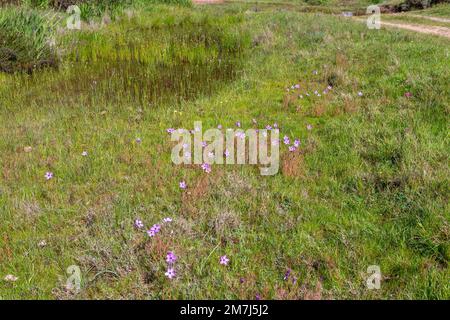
top-left (354, 18), bottom-right (450, 39)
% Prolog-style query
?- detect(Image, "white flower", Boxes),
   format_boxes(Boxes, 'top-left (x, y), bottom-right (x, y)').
top-left (4, 274), bottom-right (18, 282)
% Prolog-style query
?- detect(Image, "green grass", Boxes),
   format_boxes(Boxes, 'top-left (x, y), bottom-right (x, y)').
top-left (0, 2), bottom-right (449, 299)
top-left (0, 6), bottom-right (59, 73)
top-left (411, 2), bottom-right (450, 17)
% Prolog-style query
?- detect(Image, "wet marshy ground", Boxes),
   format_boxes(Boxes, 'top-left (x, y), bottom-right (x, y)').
top-left (1, 16), bottom-right (249, 108)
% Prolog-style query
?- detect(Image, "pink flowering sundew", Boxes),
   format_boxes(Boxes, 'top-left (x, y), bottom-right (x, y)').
top-left (404, 92), bottom-right (412, 98)
top-left (217, 124), bottom-right (222, 129)
top-left (283, 136), bottom-right (290, 145)
top-left (294, 84), bottom-right (300, 89)
top-left (147, 229), bottom-right (155, 237)
top-left (135, 219), bottom-right (144, 229)
top-left (289, 146), bottom-right (296, 152)
top-left (294, 139), bottom-right (300, 148)
top-left (220, 255), bottom-right (230, 266)
top-left (166, 251), bottom-right (177, 264)
top-left (179, 181), bottom-right (187, 189)
top-left (327, 85), bottom-right (332, 90)
top-left (165, 268), bottom-right (176, 279)
top-left (45, 172), bottom-right (53, 180)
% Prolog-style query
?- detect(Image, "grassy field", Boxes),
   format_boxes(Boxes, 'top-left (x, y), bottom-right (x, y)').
top-left (0, 1), bottom-right (449, 299)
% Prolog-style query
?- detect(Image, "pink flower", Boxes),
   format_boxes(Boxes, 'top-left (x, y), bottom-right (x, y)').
top-left (166, 251), bottom-right (177, 264)
top-left (294, 139), bottom-right (300, 148)
top-left (306, 124), bottom-right (313, 131)
top-left (283, 136), bottom-right (290, 145)
top-left (135, 219), bottom-right (144, 229)
top-left (220, 255), bottom-right (229, 265)
top-left (147, 230), bottom-right (155, 237)
top-left (165, 267), bottom-right (176, 279)
top-left (179, 181), bottom-right (187, 189)
top-left (163, 217), bottom-right (173, 223)
top-left (201, 163), bottom-right (211, 173)
top-left (166, 128), bottom-right (175, 134)
top-left (404, 92), bottom-right (412, 98)
top-left (289, 146), bottom-right (296, 152)
top-left (235, 121), bottom-right (241, 128)
top-left (45, 172), bottom-right (53, 180)
top-left (358, 91), bottom-right (363, 97)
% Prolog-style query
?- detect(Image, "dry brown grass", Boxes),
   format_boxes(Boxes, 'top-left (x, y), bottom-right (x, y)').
top-left (281, 149), bottom-right (305, 178)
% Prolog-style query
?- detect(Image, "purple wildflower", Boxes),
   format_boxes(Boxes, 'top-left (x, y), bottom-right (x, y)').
top-left (150, 224), bottom-right (161, 235)
top-left (163, 217), bottom-right (173, 223)
top-left (201, 163), bottom-right (211, 173)
top-left (255, 293), bottom-right (261, 300)
top-left (147, 229), bottom-right (155, 237)
top-left (266, 125), bottom-right (272, 130)
top-left (45, 172), bottom-right (53, 180)
top-left (294, 139), bottom-right (300, 148)
top-left (235, 121), bottom-right (241, 128)
top-left (289, 146), bottom-right (296, 152)
top-left (179, 181), bottom-right (187, 189)
top-left (358, 91), bottom-right (363, 97)
top-left (283, 268), bottom-right (291, 280)
top-left (283, 136), bottom-right (290, 145)
top-left (166, 128), bottom-right (175, 134)
top-left (135, 219), bottom-right (144, 229)
top-left (165, 267), bottom-right (176, 279)
top-left (220, 255), bottom-right (230, 266)
top-left (166, 251), bottom-right (177, 264)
